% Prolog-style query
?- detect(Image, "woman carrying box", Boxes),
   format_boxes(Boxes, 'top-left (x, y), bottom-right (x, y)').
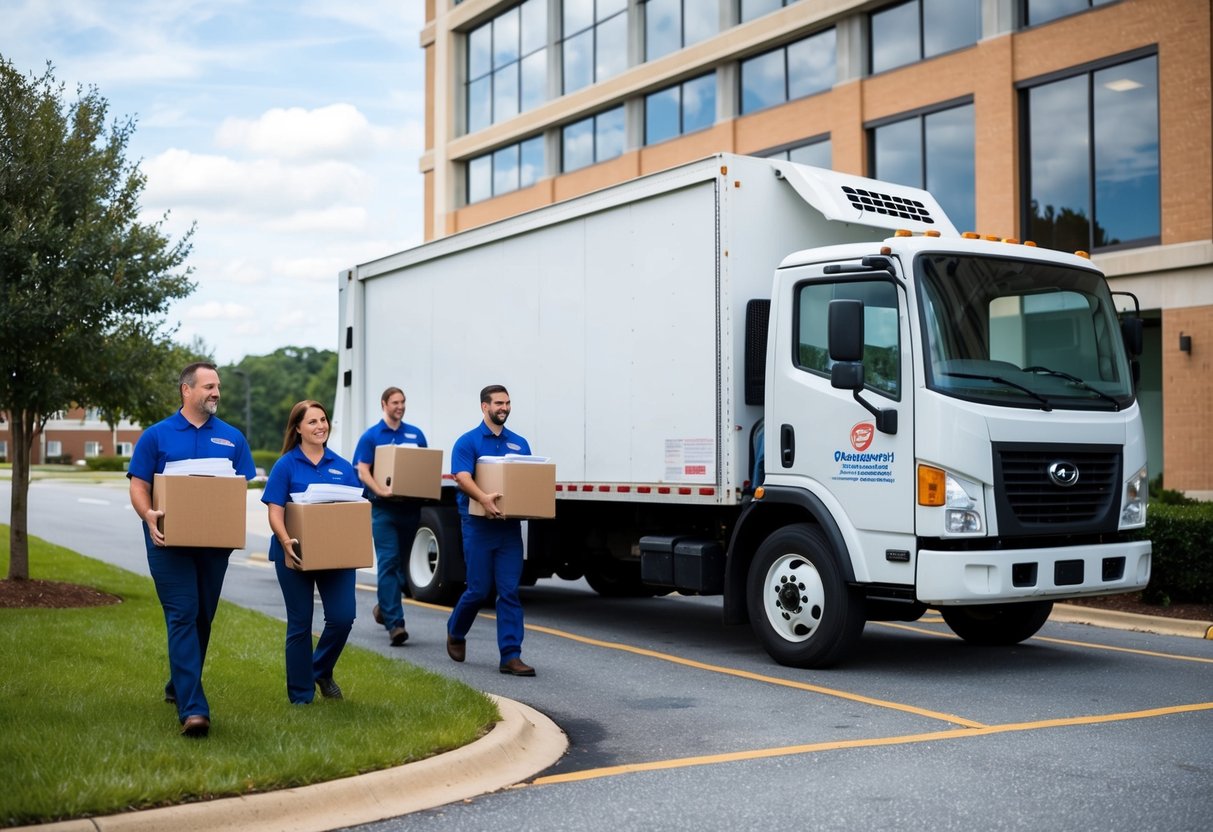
top-left (262, 400), bottom-right (361, 704)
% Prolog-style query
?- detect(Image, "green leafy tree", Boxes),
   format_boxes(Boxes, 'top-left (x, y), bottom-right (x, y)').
top-left (1, 59), bottom-right (195, 580)
top-left (222, 347), bottom-right (336, 452)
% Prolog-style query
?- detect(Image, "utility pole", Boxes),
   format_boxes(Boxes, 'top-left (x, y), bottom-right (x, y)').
top-left (231, 368), bottom-right (253, 445)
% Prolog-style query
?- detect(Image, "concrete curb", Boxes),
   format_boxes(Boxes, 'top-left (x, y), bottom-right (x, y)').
top-left (1051, 603), bottom-right (1213, 639)
top-left (19, 694), bottom-right (568, 832)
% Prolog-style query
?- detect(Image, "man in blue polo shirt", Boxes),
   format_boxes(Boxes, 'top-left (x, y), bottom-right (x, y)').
top-left (353, 386), bottom-right (429, 646)
top-left (446, 384), bottom-right (536, 677)
top-left (128, 362), bottom-right (256, 737)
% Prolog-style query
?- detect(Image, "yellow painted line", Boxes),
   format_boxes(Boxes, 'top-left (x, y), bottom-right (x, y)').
top-left (1031, 634), bottom-right (1213, 664)
top-left (533, 700), bottom-right (1213, 786)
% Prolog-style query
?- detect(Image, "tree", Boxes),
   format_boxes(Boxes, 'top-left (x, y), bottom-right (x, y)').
top-left (0, 59), bottom-right (195, 580)
top-left (221, 347), bottom-right (336, 452)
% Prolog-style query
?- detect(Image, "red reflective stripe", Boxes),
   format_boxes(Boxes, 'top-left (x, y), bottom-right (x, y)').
top-left (637, 486), bottom-right (651, 493)
top-left (617, 486), bottom-right (631, 493)
top-left (555, 484), bottom-right (564, 491)
top-left (598, 485), bottom-right (610, 492)
top-left (678, 487), bottom-right (692, 495)
top-left (657, 486), bottom-right (671, 494)
top-left (582, 484), bottom-right (593, 492)
top-left (698, 487), bottom-right (714, 496)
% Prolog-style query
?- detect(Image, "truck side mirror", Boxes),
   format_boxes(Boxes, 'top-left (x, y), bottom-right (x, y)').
top-left (1120, 317), bottom-right (1143, 357)
top-left (828, 299), bottom-right (864, 362)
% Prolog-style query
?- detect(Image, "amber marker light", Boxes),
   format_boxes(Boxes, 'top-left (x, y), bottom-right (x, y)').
top-left (961, 231), bottom-right (980, 239)
top-left (754, 486), bottom-right (765, 500)
top-left (1075, 250), bottom-right (1090, 259)
top-left (894, 229), bottom-right (912, 237)
top-left (925, 229), bottom-right (941, 237)
top-left (918, 465), bottom-right (946, 506)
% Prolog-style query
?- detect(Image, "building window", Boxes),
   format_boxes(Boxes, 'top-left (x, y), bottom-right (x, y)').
top-left (0, 440), bottom-right (7, 460)
top-left (467, 136), bottom-right (545, 204)
top-left (870, 101), bottom-right (976, 234)
top-left (1022, 0), bottom-right (1116, 27)
top-left (85, 441), bottom-right (102, 458)
top-left (562, 106), bottom-right (625, 172)
top-left (562, 0), bottom-right (628, 95)
top-left (46, 440), bottom-right (62, 458)
top-left (644, 0), bottom-right (719, 62)
top-left (741, 0), bottom-right (794, 23)
top-left (644, 73), bottom-right (716, 145)
top-left (870, 0), bottom-right (980, 75)
top-left (1022, 53), bottom-right (1159, 253)
top-left (116, 442), bottom-right (133, 456)
top-left (467, 0), bottom-right (548, 135)
top-left (740, 27), bottom-right (835, 114)
top-left (765, 138), bottom-right (832, 169)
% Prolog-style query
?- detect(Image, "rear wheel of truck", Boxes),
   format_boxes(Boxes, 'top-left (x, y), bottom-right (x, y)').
top-left (746, 524), bottom-right (865, 668)
top-left (407, 507), bottom-right (464, 605)
top-left (939, 601), bottom-right (1053, 646)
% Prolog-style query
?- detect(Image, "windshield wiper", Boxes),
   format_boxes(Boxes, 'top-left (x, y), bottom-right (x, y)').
top-left (940, 372), bottom-right (1053, 411)
top-left (1023, 365), bottom-right (1121, 411)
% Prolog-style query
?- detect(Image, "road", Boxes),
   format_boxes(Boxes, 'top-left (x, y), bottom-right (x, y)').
top-left (4, 478), bottom-right (1212, 831)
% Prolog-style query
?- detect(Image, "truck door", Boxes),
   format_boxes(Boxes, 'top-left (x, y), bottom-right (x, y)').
top-left (767, 262), bottom-right (917, 586)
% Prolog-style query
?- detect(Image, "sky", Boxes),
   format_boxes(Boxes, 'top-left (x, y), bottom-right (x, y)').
top-left (2, 0), bottom-right (427, 364)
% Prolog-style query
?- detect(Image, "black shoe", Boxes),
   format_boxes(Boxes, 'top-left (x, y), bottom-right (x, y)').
top-left (316, 677), bottom-right (343, 699)
top-left (164, 692), bottom-right (176, 705)
top-left (372, 604), bottom-right (384, 625)
top-left (446, 635), bottom-right (466, 663)
top-left (499, 657), bottom-right (536, 677)
top-left (180, 715), bottom-right (210, 737)
top-left (389, 626), bottom-right (409, 646)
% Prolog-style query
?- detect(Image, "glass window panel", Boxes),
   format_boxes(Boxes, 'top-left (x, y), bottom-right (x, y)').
top-left (563, 117), bottom-right (595, 171)
top-left (467, 75), bottom-right (492, 133)
top-left (788, 140), bottom-right (831, 168)
top-left (871, 1), bottom-right (919, 74)
top-left (492, 65), bottom-right (519, 122)
top-left (787, 29), bottom-right (836, 99)
top-left (922, 0), bottom-right (978, 57)
top-left (741, 49), bottom-right (786, 114)
top-left (493, 145), bottom-right (520, 195)
top-left (685, 0), bottom-right (719, 47)
top-left (468, 154), bottom-right (492, 203)
top-left (1093, 56), bottom-right (1159, 245)
top-left (682, 73), bottom-right (716, 133)
top-left (563, 29), bottom-right (594, 93)
top-left (520, 50), bottom-right (547, 112)
top-left (520, 136), bottom-right (545, 187)
top-left (1027, 75), bottom-right (1089, 252)
top-left (520, 0), bottom-right (547, 55)
top-left (645, 0), bottom-right (680, 61)
top-left (596, 12), bottom-right (629, 82)
top-left (925, 104), bottom-right (975, 234)
top-left (599, 0), bottom-right (628, 17)
top-left (564, 0), bottom-right (594, 34)
top-left (1026, 0), bottom-right (1089, 26)
top-left (596, 106), bottom-right (626, 161)
top-left (741, 0), bottom-right (786, 23)
top-left (645, 87), bottom-right (681, 145)
top-left (468, 24), bottom-right (492, 80)
top-left (873, 117), bottom-right (922, 188)
top-left (493, 7), bottom-right (520, 69)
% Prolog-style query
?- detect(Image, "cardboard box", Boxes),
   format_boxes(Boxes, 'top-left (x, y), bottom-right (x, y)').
top-left (469, 461), bottom-right (556, 519)
top-left (373, 445), bottom-right (443, 500)
top-left (284, 501), bottom-right (373, 571)
top-left (152, 473), bottom-right (247, 549)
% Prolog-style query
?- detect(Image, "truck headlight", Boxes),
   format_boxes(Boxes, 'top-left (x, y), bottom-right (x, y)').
top-left (1121, 465), bottom-right (1148, 528)
top-left (944, 474), bottom-right (983, 534)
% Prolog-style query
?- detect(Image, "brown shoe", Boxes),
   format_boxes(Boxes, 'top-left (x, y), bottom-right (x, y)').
top-left (180, 715), bottom-right (210, 737)
top-left (389, 626), bottom-right (409, 646)
top-left (499, 657), bottom-right (536, 677)
top-left (372, 604), bottom-right (384, 625)
top-left (446, 635), bottom-right (466, 663)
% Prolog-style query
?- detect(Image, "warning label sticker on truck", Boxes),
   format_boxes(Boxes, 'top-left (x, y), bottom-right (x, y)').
top-left (831, 422), bottom-right (895, 484)
top-left (664, 438), bottom-right (715, 482)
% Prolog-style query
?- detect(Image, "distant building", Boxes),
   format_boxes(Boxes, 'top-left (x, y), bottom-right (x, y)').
top-left (420, 0), bottom-right (1211, 499)
top-left (0, 409), bottom-right (143, 465)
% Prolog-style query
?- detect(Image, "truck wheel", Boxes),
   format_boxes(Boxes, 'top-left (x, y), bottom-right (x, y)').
top-left (407, 507), bottom-right (464, 605)
top-left (939, 601), bottom-right (1053, 646)
top-left (746, 524), bottom-right (865, 668)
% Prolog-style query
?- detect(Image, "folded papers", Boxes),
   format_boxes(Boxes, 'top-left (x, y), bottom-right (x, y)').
top-left (163, 458), bottom-right (239, 477)
top-left (289, 483), bottom-right (367, 504)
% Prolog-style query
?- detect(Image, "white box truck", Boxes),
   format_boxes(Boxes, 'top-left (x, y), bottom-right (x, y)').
top-left (333, 154), bottom-right (1151, 667)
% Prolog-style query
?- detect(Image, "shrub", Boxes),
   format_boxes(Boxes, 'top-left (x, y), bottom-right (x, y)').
top-left (1143, 502), bottom-right (1213, 605)
top-left (83, 456), bottom-right (129, 472)
top-left (252, 449), bottom-right (278, 471)
top-left (43, 455), bottom-right (72, 465)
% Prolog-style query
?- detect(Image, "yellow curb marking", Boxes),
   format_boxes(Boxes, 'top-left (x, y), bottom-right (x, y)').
top-left (532, 701), bottom-right (1213, 786)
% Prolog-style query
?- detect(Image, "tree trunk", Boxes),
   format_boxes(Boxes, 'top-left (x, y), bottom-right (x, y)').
top-left (6, 410), bottom-right (34, 580)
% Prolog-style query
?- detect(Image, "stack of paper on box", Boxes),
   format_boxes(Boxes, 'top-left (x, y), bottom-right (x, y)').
top-left (163, 458), bottom-right (239, 476)
top-left (470, 454), bottom-right (556, 519)
top-left (288, 483), bottom-right (366, 504)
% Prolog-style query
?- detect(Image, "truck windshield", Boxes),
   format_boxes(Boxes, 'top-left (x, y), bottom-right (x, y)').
top-left (916, 253), bottom-right (1134, 411)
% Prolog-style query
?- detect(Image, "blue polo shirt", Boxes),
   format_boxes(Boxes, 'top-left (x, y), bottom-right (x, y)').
top-left (127, 410), bottom-right (256, 484)
top-left (261, 445), bottom-right (362, 563)
top-left (353, 419), bottom-right (428, 501)
top-left (451, 421), bottom-right (531, 516)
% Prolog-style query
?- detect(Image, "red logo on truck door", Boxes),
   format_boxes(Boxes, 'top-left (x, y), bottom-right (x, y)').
top-left (850, 422), bottom-right (875, 452)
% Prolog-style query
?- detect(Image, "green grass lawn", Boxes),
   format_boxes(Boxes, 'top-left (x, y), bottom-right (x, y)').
top-left (0, 527), bottom-right (499, 826)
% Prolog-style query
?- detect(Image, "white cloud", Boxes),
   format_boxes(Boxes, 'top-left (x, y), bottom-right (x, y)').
top-left (185, 301), bottom-right (256, 322)
top-left (215, 103), bottom-right (394, 161)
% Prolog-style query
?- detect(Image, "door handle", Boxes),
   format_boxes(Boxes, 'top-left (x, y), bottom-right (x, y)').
top-left (780, 424), bottom-right (795, 468)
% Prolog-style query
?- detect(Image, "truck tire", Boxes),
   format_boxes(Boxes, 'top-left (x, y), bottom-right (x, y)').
top-left (939, 601), bottom-right (1053, 646)
top-left (406, 507), bottom-right (465, 605)
top-left (746, 524), bottom-right (865, 668)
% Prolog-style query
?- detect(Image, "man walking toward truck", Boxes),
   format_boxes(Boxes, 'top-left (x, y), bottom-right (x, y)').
top-left (446, 385), bottom-right (536, 677)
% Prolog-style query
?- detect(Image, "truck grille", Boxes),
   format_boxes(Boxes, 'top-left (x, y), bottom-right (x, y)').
top-left (992, 443), bottom-right (1121, 535)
